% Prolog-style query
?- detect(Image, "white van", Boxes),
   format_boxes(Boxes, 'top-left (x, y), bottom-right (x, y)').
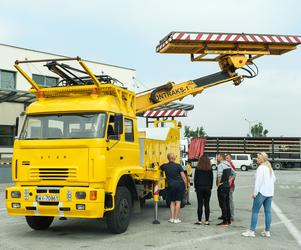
top-left (211, 154), bottom-right (252, 171)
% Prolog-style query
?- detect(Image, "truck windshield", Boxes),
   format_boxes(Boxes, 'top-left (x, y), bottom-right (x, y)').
top-left (20, 113), bottom-right (107, 140)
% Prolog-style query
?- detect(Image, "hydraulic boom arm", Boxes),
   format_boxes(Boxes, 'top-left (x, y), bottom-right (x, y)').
top-left (136, 31), bottom-right (301, 114)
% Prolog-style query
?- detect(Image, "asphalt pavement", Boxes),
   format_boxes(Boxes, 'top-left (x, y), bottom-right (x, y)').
top-left (0, 170), bottom-right (301, 250)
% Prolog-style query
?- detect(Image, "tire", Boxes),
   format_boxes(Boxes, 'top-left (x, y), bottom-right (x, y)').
top-left (241, 165), bottom-right (248, 171)
top-left (211, 164), bottom-right (217, 170)
top-left (251, 163), bottom-right (258, 170)
top-left (273, 162), bottom-right (282, 170)
top-left (25, 216), bottom-right (54, 230)
top-left (106, 186), bottom-right (132, 234)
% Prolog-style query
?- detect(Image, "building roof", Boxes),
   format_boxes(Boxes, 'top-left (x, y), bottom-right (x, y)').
top-left (0, 88), bottom-right (35, 104)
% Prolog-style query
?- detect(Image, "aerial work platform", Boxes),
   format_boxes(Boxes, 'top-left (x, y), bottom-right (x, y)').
top-left (12, 32), bottom-right (301, 115)
top-left (156, 32), bottom-right (301, 61)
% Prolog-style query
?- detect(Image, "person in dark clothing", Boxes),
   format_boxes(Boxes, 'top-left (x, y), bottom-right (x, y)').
top-left (226, 153), bottom-right (236, 221)
top-left (194, 154), bottom-right (213, 225)
top-left (216, 153), bottom-right (236, 226)
top-left (161, 153), bottom-right (187, 223)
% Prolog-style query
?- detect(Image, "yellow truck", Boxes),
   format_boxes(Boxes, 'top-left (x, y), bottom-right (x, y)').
top-left (6, 32), bottom-right (301, 233)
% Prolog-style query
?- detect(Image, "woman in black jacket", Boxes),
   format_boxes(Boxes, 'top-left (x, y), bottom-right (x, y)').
top-left (194, 154), bottom-right (213, 225)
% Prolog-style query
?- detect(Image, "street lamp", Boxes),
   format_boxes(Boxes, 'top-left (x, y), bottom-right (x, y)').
top-left (245, 118), bottom-right (258, 136)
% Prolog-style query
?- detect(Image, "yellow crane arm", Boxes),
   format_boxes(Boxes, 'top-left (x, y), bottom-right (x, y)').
top-left (136, 69), bottom-right (241, 113)
top-left (136, 31), bottom-right (301, 114)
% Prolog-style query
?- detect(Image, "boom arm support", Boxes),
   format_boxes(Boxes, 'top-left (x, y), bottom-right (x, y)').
top-left (136, 55), bottom-right (245, 113)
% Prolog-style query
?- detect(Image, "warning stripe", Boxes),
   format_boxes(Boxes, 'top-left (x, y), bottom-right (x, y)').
top-left (143, 109), bottom-right (187, 117)
top-left (157, 32), bottom-right (301, 52)
top-left (169, 32), bottom-right (301, 44)
top-left (153, 183), bottom-right (159, 195)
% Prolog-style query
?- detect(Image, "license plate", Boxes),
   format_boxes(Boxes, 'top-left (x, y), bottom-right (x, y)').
top-left (36, 195), bottom-right (59, 202)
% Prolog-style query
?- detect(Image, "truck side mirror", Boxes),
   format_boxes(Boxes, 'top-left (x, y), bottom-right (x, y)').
top-left (15, 117), bottom-right (19, 137)
top-left (114, 113), bottom-right (123, 135)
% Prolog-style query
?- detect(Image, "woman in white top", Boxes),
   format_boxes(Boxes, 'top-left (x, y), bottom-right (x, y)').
top-left (242, 152), bottom-right (276, 237)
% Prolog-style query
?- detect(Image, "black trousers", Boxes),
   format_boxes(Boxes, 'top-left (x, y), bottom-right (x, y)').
top-left (217, 187), bottom-right (231, 224)
top-left (196, 188), bottom-right (211, 221)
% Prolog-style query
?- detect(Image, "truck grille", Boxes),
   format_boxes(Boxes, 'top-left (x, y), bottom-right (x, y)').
top-left (29, 167), bottom-right (77, 180)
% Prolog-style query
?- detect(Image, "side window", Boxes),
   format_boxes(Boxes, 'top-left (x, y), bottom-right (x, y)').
top-left (107, 115), bottom-right (116, 140)
top-left (0, 70), bottom-right (16, 89)
top-left (125, 118), bottom-right (134, 142)
top-left (32, 74), bottom-right (58, 87)
top-left (0, 125), bottom-right (14, 146)
top-left (237, 155), bottom-right (248, 160)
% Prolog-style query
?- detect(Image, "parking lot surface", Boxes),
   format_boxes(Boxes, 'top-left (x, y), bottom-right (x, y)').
top-left (0, 170), bottom-right (301, 250)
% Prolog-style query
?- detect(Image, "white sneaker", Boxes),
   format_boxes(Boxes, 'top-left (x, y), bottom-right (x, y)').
top-left (261, 231), bottom-right (271, 237)
top-left (174, 219), bottom-right (182, 224)
top-left (168, 219), bottom-right (174, 223)
top-left (241, 230), bottom-right (255, 237)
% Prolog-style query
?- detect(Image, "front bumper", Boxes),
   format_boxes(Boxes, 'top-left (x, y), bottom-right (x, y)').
top-left (6, 186), bottom-right (105, 218)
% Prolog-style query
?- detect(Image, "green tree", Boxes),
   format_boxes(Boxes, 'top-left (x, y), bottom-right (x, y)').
top-left (249, 122), bottom-right (269, 137)
top-left (184, 125), bottom-right (207, 138)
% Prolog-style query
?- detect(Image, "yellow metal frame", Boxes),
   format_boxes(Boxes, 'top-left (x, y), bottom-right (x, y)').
top-left (14, 57), bottom-right (137, 113)
top-left (14, 57), bottom-right (102, 93)
top-left (158, 40), bottom-right (298, 63)
top-left (136, 74), bottom-right (242, 113)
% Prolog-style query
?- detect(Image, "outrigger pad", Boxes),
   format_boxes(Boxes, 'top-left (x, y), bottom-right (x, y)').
top-left (156, 32), bottom-right (301, 60)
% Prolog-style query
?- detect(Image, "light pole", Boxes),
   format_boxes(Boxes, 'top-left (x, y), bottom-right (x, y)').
top-left (245, 118), bottom-right (258, 136)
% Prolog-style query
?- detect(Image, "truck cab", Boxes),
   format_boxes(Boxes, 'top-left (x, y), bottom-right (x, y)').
top-left (6, 80), bottom-right (148, 233)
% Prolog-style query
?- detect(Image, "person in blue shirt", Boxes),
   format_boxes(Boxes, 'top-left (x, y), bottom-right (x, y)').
top-left (161, 153), bottom-right (187, 223)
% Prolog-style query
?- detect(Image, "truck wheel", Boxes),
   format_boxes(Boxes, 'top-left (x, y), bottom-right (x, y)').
top-left (251, 163), bottom-right (258, 170)
top-left (241, 165), bottom-right (248, 171)
top-left (25, 216), bottom-right (54, 230)
top-left (106, 186), bottom-right (132, 234)
top-left (211, 164), bottom-right (217, 170)
top-left (273, 162), bottom-right (282, 170)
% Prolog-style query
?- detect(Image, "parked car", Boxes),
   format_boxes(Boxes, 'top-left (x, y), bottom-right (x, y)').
top-left (230, 154), bottom-right (252, 171)
top-left (210, 154), bottom-right (252, 171)
top-left (210, 157), bottom-right (218, 170)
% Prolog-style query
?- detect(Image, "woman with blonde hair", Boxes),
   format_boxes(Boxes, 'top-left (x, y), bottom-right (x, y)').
top-left (242, 152), bottom-right (276, 237)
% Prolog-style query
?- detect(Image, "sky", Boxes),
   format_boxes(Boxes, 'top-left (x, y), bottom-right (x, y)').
top-left (1, 0), bottom-right (301, 137)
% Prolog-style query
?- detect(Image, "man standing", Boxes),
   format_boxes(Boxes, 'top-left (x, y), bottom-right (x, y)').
top-left (226, 153), bottom-right (236, 222)
top-left (161, 153), bottom-right (187, 224)
top-left (216, 153), bottom-right (236, 226)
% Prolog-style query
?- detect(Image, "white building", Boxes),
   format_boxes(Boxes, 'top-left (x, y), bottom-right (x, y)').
top-left (0, 43), bottom-right (136, 160)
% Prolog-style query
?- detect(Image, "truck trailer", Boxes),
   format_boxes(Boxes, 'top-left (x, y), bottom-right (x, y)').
top-left (204, 136), bottom-right (301, 170)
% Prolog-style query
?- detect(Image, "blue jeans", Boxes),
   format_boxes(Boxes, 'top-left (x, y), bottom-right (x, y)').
top-left (250, 193), bottom-right (272, 231)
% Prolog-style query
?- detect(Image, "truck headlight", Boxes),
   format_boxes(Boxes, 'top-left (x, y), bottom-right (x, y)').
top-left (11, 191), bottom-right (21, 198)
top-left (67, 190), bottom-right (72, 201)
top-left (24, 189), bottom-right (29, 200)
top-left (75, 192), bottom-right (86, 199)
